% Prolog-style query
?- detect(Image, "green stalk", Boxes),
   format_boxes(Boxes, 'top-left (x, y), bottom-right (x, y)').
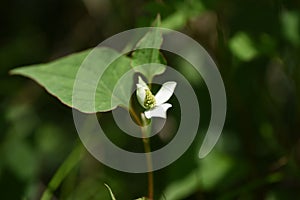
top-left (141, 114), bottom-right (154, 200)
top-left (41, 143), bottom-right (84, 200)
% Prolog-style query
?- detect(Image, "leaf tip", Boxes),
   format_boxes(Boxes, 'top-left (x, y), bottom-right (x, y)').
top-left (152, 14), bottom-right (162, 27)
top-left (104, 183), bottom-right (117, 200)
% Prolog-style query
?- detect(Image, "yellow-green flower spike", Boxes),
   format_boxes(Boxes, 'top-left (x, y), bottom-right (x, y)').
top-left (144, 89), bottom-right (156, 109)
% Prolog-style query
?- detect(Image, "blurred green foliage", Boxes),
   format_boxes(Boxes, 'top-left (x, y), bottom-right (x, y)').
top-left (1, 0), bottom-right (300, 199)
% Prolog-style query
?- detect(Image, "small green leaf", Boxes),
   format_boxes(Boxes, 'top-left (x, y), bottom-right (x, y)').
top-left (132, 17), bottom-right (166, 82)
top-left (11, 47), bottom-right (132, 113)
top-left (104, 184), bottom-right (117, 200)
top-left (229, 32), bottom-right (258, 61)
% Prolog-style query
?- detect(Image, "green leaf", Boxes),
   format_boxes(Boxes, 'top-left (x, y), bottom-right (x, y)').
top-left (131, 17), bottom-right (166, 82)
top-left (11, 47), bottom-right (133, 113)
top-left (160, 151), bottom-right (232, 200)
top-left (159, 170), bottom-right (200, 200)
top-left (104, 184), bottom-right (117, 200)
top-left (229, 32), bottom-right (259, 61)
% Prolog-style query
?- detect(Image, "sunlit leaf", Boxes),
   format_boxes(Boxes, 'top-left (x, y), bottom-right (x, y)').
top-left (160, 151), bottom-right (232, 200)
top-left (159, 169), bottom-right (200, 200)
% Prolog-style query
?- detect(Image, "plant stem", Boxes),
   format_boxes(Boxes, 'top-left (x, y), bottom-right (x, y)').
top-left (141, 115), bottom-right (154, 200)
top-left (144, 138), bottom-right (154, 200)
top-left (129, 107), bottom-right (142, 126)
top-left (129, 107), bottom-right (154, 199)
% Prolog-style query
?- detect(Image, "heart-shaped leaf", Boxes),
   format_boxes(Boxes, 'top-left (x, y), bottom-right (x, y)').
top-left (11, 47), bottom-right (132, 113)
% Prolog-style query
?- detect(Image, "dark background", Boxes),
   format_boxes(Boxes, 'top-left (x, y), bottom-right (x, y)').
top-left (1, 0), bottom-right (300, 199)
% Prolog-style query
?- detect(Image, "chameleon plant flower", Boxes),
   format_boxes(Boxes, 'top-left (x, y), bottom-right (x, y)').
top-left (136, 76), bottom-right (177, 119)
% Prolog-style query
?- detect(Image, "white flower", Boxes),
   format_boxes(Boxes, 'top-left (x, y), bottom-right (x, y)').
top-left (136, 76), bottom-right (177, 119)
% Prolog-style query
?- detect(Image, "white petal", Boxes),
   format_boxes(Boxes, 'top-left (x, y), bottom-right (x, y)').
top-left (136, 76), bottom-right (149, 108)
top-left (138, 76), bottom-right (148, 88)
top-left (144, 103), bottom-right (172, 119)
top-left (136, 85), bottom-right (146, 107)
top-left (155, 81), bottom-right (177, 105)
